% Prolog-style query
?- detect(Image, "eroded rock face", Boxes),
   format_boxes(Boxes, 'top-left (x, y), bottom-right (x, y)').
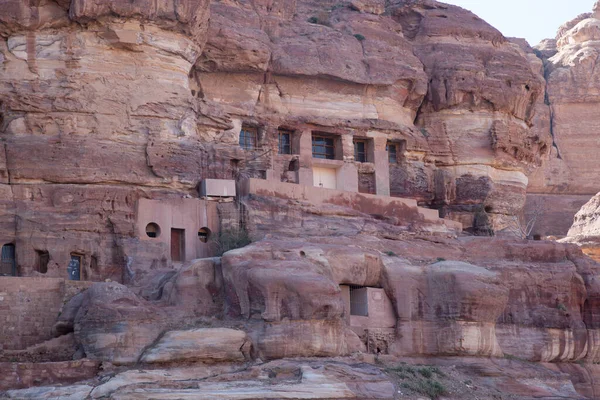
top-left (140, 328), bottom-right (251, 364)
top-left (193, 0), bottom-right (548, 233)
top-left (563, 192), bottom-right (600, 263)
top-left (389, 2), bottom-right (549, 230)
top-left (0, 0), bottom-right (556, 281)
top-left (527, 2), bottom-right (600, 237)
top-left (73, 282), bottom-right (167, 365)
top-left (0, 0), bottom-right (212, 281)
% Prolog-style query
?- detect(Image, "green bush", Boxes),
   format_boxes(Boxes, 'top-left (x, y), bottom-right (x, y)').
top-left (307, 16), bottom-right (319, 23)
top-left (389, 365), bottom-right (447, 399)
top-left (354, 33), bottom-right (366, 41)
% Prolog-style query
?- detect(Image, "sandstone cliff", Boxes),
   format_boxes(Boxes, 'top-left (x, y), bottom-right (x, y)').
top-left (0, 0), bottom-right (553, 285)
top-left (2, 0), bottom-right (600, 399)
top-left (527, 1), bottom-right (600, 238)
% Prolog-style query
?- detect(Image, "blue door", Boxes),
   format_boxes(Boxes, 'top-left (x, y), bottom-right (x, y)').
top-left (68, 256), bottom-right (81, 281)
top-left (0, 244), bottom-right (16, 276)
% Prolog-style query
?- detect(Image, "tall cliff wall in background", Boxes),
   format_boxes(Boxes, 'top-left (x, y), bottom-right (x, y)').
top-left (528, 1), bottom-right (600, 237)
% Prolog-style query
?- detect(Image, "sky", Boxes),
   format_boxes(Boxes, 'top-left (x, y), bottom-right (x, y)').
top-left (442, 0), bottom-right (595, 45)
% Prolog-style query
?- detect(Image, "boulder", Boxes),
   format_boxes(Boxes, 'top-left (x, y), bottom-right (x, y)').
top-left (140, 328), bottom-right (251, 364)
top-left (74, 283), bottom-right (166, 365)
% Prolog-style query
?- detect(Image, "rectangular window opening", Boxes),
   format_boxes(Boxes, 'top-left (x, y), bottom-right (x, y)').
top-left (349, 285), bottom-right (369, 316)
top-left (312, 134), bottom-right (335, 160)
top-left (36, 250), bottom-right (49, 274)
top-left (278, 129), bottom-right (292, 155)
top-left (387, 140), bottom-right (406, 164)
top-left (239, 125), bottom-right (258, 151)
top-left (386, 143), bottom-right (397, 163)
top-left (354, 139), bottom-right (367, 163)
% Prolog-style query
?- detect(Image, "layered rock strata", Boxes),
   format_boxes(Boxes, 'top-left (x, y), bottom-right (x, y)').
top-left (527, 1), bottom-right (600, 237)
top-left (0, 0), bottom-right (554, 288)
top-left (563, 192), bottom-right (600, 262)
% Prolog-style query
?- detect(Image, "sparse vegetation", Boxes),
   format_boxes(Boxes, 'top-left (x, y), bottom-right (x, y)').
top-left (307, 16), bottom-right (319, 23)
top-left (214, 228), bottom-right (252, 256)
top-left (557, 303), bottom-right (567, 312)
top-left (354, 34), bottom-right (366, 41)
top-left (504, 353), bottom-right (530, 363)
top-left (384, 250), bottom-right (397, 257)
top-left (388, 365), bottom-right (447, 399)
top-left (436, 257), bottom-right (446, 262)
top-left (401, 379), bottom-right (447, 399)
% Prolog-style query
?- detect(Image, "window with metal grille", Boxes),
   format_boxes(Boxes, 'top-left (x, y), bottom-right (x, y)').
top-left (349, 285), bottom-right (368, 316)
top-left (278, 129), bottom-right (292, 154)
top-left (312, 135), bottom-right (335, 159)
top-left (239, 125), bottom-right (258, 150)
top-left (386, 142), bottom-right (397, 163)
top-left (354, 139), bottom-right (367, 162)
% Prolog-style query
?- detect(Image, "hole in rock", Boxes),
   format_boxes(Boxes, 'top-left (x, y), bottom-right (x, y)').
top-left (36, 250), bottom-right (49, 274)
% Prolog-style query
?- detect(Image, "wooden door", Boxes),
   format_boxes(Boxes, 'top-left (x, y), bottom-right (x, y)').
top-left (171, 229), bottom-right (185, 262)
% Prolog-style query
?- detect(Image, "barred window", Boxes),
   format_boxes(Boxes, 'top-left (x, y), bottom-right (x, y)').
top-left (354, 139), bottom-right (367, 163)
top-left (278, 129), bottom-right (292, 155)
top-left (386, 143), bottom-right (397, 163)
top-left (239, 125), bottom-right (258, 150)
top-left (312, 135), bottom-right (335, 159)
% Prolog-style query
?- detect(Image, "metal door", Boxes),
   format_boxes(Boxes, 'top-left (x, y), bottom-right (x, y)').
top-left (171, 229), bottom-right (185, 262)
top-left (313, 167), bottom-right (337, 189)
top-left (0, 244), bottom-right (16, 276)
top-left (68, 256), bottom-right (81, 281)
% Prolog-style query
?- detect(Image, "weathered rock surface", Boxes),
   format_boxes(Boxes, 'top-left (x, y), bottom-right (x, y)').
top-left (527, 1), bottom-right (600, 237)
top-left (0, 359), bottom-right (99, 391)
top-left (0, 0), bottom-right (555, 283)
top-left (563, 192), bottom-right (600, 262)
top-left (2, 357), bottom-right (594, 400)
top-left (4, 0), bottom-right (600, 399)
top-left (73, 282), bottom-right (167, 365)
top-left (140, 328), bottom-right (251, 364)
top-left (159, 257), bottom-right (223, 317)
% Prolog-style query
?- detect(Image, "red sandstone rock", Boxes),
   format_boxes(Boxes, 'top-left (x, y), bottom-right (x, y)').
top-left (74, 282), bottom-right (167, 365)
top-left (563, 192), bottom-right (600, 263)
top-left (2, 1), bottom-right (600, 398)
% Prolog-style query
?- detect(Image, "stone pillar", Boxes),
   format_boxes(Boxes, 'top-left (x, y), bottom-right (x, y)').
top-left (373, 136), bottom-right (390, 196)
top-left (297, 129), bottom-right (313, 186)
top-left (338, 135), bottom-right (358, 193)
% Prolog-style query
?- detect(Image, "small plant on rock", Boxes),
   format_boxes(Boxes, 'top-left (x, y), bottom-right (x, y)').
top-left (354, 33), bottom-right (366, 41)
top-left (307, 16), bottom-right (319, 23)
